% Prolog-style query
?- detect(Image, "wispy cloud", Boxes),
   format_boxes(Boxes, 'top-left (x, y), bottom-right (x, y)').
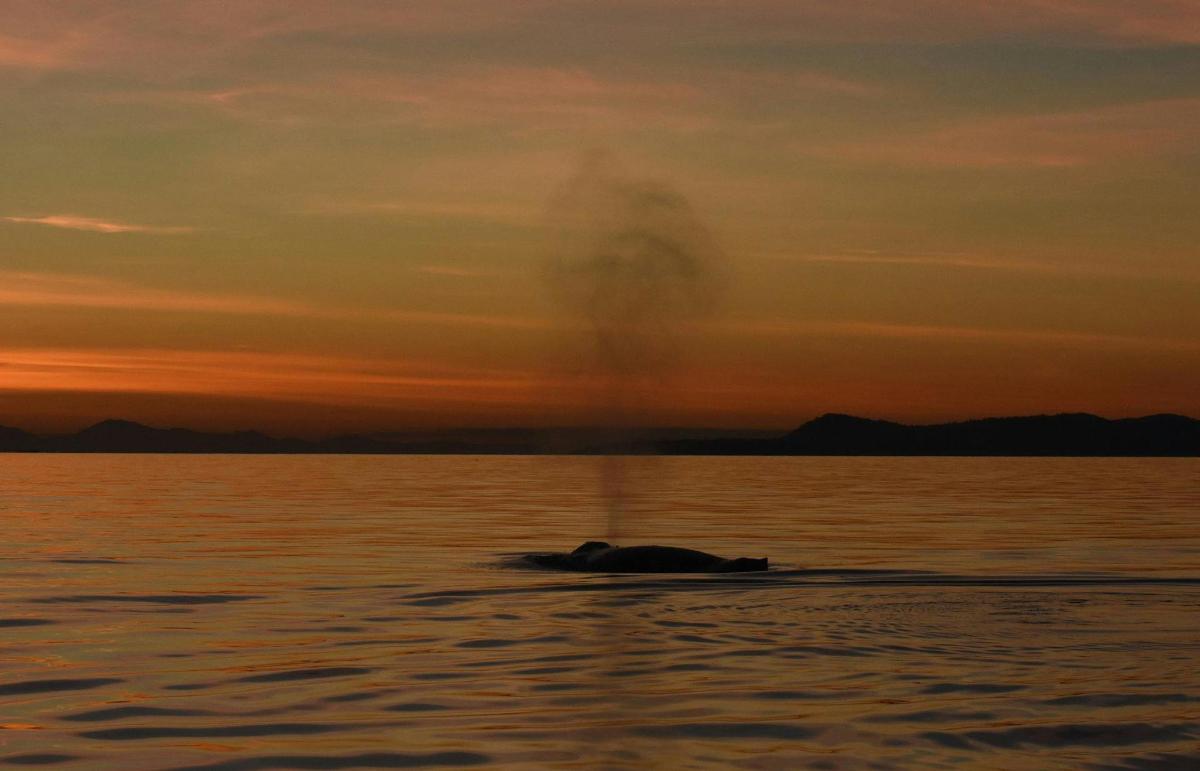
top-left (0, 345), bottom-right (823, 423)
top-left (0, 32), bottom-right (76, 69)
top-left (0, 271), bottom-right (550, 330)
top-left (756, 250), bottom-right (1200, 282)
top-left (822, 98), bottom-right (1200, 169)
top-left (0, 347), bottom-right (549, 409)
top-left (0, 3), bottom-right (548, 73)
top-left (659, 0), bottom-right (1200, 45)
top-left (717, 69), bottom-right (888, 99)
top-left (371, 308), bottom-right (551, 331)
top-left (1017, 0), bottom-right (1200, 45)
top-left (763, 250), bottom-right (1069, 273)
top-left (312, 198), bottom-right (538, 227)
top-left (7, 1), bottom-right (1197, 81)
top-left (138, 66), bottom-right (714, 133)
top-left (718, 317), bottom-right (1200, 352)
top-left (3, 215), bottom-right (194, 234)
top-left (0, 272), bottom-right (313, 316)
top-left (414, 265), bottom-right (504, 279)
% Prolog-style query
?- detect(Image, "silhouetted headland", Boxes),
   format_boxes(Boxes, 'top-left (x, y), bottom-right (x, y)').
top-left (663, 412), bottom-right (1200, 457)
top-left (524, 541), bottom-right (769, 573)
top-left (1, 413), bottom-right (1197, 456)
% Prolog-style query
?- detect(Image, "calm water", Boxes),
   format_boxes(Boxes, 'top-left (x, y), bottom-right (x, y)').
top-left (2, 454), bottom-right (1199, 770)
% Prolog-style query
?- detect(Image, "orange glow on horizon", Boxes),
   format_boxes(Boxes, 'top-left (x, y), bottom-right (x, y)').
top-left (0, 347), bottom-right (548, 407)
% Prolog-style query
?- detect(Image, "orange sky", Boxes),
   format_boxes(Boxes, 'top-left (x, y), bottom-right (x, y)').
top-left (2, 2), bottom-right (1199, 436)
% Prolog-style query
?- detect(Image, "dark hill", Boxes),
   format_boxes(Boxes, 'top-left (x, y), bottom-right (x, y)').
top-left (0, 424), bottom-right (37, 451)
top-left (1, 414), bottom-right (1197, 455)
top-left (782, 413), bottom-right (909, 453)
top-left (45, 420), bottom-right (305, 453)
top-left (665, 412), bottom-right (1200, 456)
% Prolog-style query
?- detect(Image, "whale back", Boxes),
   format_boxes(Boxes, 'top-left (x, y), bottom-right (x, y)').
top-left (583, 544), bottom-right (723, 573)
top-left (523, 552), bottom-right (575, 569)
top-left (525, 542), bottom-right (769, 573)
top-left (572, 541), bottom-right (612, 556)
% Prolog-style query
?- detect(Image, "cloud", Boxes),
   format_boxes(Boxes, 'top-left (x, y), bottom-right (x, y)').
top-left (3, 215), bottom-right (194, 234)
top-left (0, 271), bottom-right (550, 329)
top-left (766, 250), bottom-right (1070, 273)
top-left (311, 198), bottom-right (538, 227)
top-left (729, 69), bottom-right (887, 98)
top-left (1017, 0), bottom-right (1200, 45)
top-left (4, 0), bottom-right (1197, 83)
top-left (0, 32), bottom-right (76, 69)
top-left (0, 271), bottom-right (314, 316)
top-left (0, 347), bottom-right (548, 409)
top-left (637, 0), bottom-right (1200, 45)
top-left (718, 317), bottom-right (1200, 352)
top-left (821, 98), bottom-right (1200, 169)
top-left (0, 2), bottom-right (551, 73)
top-left (372, 308), bottom-right (551, 330)
top-left (413, 265), bottom-right (504, 279)
top-left (144, 66), bottom-right (714, 133)
top-left (757, 250), bottom-right (1200, 283)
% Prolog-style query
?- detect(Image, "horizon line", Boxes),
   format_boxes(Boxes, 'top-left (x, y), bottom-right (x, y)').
top-left (2, 410), bottom-right (1196, 442)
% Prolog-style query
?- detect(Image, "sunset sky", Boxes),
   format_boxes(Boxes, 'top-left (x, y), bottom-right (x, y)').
top-left (3, 1), bottom-right (1199, 436)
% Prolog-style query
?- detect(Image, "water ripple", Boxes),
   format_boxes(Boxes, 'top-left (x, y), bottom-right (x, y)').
top-left (0, 754), bottom-right (84, 766)
top-left (61, 706), bottom-right (214, 722)
top-left (77, 722), bottom-right (363, 741)
top-left (1043, 693), bottom-right (1200, 708)
top-left (1089, 752), bottom-right (1200, 770)
top-left (0, 678), bottom-right (122, 697)
top-left (30, 594), bottom-right (261, 605)
top-left (234, 667), bottom-right (374, 683)
top-left (923, 722), bottom-right (1197, 749)
top-left (165, 751), bottom-right (491, 771)
top-left (634, 721), bottom-right (821, 740)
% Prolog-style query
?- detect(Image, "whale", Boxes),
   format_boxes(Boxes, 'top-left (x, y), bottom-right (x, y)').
top-left (523, 541), bottom-right (768, 573)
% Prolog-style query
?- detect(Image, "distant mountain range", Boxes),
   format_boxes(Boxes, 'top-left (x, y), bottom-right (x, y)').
top-left (661, 413), bottom-right (1200, 456)
top-left (1, 414), bottom-right (1197, 455)
top-left (0, 419), bottom-right (772, 455)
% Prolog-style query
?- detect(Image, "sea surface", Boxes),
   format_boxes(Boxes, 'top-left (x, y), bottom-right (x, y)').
top-left (2, 454), bottom-right (1198, 770)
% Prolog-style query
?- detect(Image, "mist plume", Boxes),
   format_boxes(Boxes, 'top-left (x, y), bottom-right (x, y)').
top-left (546, 153), bottom-right (725, 537)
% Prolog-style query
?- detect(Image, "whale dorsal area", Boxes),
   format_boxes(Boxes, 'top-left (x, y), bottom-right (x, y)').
top-left (523, 542), bottom-right (768, 573)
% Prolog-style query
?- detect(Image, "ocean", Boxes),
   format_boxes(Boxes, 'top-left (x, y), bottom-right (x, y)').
top-left (2, 454), bottom-right (1198, 770)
